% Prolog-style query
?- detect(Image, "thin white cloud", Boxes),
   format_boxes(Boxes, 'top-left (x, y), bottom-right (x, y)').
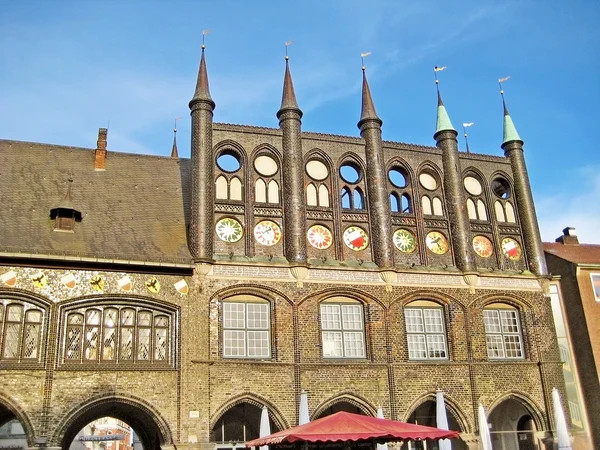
top-left (537, 167), bottom-right (600, 244)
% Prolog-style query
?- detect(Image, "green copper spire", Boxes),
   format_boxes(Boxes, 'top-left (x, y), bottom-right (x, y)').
top-left (502, 95), bottom-right (522, 145)
top-left (435, 86), bottom-right (455, 134)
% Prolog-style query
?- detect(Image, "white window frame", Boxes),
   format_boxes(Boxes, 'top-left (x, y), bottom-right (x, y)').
top-left (320, 303), bottom-right (366, 359)
top-left (404, 307), bottom-right (448, 360)
top-left (222, 301), bottom-right (271, 359)
top-left (483, 308), bottom-right (524, 359)
top-left (589, 273), bottom-right (600, 302)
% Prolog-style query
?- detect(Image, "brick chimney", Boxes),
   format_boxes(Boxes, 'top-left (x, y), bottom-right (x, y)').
top-left (94, 128), bottom-right (108, 170)
top-left (555, 226), bottom-right (579, 245)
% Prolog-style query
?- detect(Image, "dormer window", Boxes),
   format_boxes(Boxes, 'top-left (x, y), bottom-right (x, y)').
top-left (50, 180), bottom-right (83, 233)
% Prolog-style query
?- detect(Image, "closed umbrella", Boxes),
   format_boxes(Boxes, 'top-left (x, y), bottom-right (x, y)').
top-left (552, 388), bottom-right (571, 450)
top-left (477, 404), bottom-right (493, 450)
top-left (376, 407), bottom-right (388, 450)
top-left (299, 391), bottom-right (310, 425)
top-left (259, 405), bottom-right (271, 450)
top-left (435, 391), bottom-right (452, 450)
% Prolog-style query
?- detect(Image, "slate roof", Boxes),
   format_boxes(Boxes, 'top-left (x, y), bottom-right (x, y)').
top-left (543, 242), bottom-right (600, 265)
top-left (0, 140), bottom-right (192, 265)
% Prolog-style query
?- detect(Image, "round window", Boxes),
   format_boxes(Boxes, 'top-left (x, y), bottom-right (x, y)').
top-left (340, 163), bottom-right (361, 184)
top-left (254, 155), bottom-right (278, 177)
top-left (306, 160), bottom-right (329, 181)
top-left (419, 172), bottom-right (438, 191)
top-left (463, 176), bottom-right (482, 196)
top-left (389, 168), bottom-right (407, 188)
top-left (216, 151), bottom-right (241, 173)
top-left (491, 178), bottom-right (510, 199)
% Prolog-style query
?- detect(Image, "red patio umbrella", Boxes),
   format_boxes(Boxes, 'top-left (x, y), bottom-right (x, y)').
top-left (245, 411), bottom-right (460, 446)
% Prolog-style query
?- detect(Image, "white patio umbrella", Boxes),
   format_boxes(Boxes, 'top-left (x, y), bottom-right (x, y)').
top-left (435, 391), bottom-right (452, 450)
top-left (477, 404), bottom-right (493, 450)
top-left (552, 388), bottom-right (572, 450)
top-left (376, 406), bottom-right (389, 450)
top-left (299, 390), bottom-right (310, 425)
top-left (259, 405), bottom-right (271, 450)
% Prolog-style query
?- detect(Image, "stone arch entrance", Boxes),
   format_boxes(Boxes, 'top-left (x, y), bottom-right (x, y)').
top-left (0, 395), bottom-right (35, 447)
top-left (488, 397), bottom-right (541, 450)
top-left (52, 396), bottom-right (172, 450)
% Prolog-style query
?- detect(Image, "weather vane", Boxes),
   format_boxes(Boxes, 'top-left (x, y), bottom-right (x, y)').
top-left (360, 52), bottom-right (371, 70)
top-left (462, 122), bottom-right (474, 153)
top-left (202, 29), bottom-right (211, 49)
top-left (498, 76), bottom-right (510, 96)
top-left (433, 65), bottom-right (446, 85)
top-left (174, 116), bottom-right (182, 133)
top-left (285, 40), bottom-right (294, 60)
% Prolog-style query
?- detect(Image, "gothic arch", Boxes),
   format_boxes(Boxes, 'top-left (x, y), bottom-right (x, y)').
top-left (385, 156), bottom-right (416, 181)
top-left (250, 143), bottom-right (283, 163)
top-left (487, 391), bottom-right (545, 431)
top-left (390, 290), bottom-right (464, 311)
top-left (50, 392), bottom-right (173, 450)
top-left (211, 284), bottom-right (293, 307)
top-left (213, 139), bottom-right (249, 166)
top-left (472, 292), bottom-right (535, 311)
top-left (402, 391), bottom-right (472, 433)
top-left (305, 148), bottom-right (335, 170)
top-left (297, 287), bottom-right (386, 310)
top-left (0, 288), bottom-right (53, 309)
top-left (416, 160), bottom-right (444, 182)
top-left (209, 392), bottom-right (289, 431)
top-left (488, 169), bottom-right (514, 188)
top-left (337, 152), bottom-right (367, 174)
top-left (0, 391), bottom-right (36, 447)
top-left (312, 392), bottom-right (376, 419)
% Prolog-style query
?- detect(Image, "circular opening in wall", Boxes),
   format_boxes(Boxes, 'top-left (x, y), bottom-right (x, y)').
top-left (491, 178), bottom-right (511, 199)
top-left (306, 160), bottom-right (329, 181)
top-left (419, 172), bottom-right (437, 191)
top-left (340, 163), bottom-right (361, 184)
top-left (254, 155), bottom-right (278, 177)
top-left (216, 151), bottom-right (241, 173)
top-left (463, 176), bottom-right (483, 196)
top-left (388, 168), bottom-right (408, 188)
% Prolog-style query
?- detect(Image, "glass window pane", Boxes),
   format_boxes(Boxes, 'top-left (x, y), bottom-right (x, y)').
top-left (320, 305), bottom-right (341, 330)
top-left (500, 310), bottom-right (520, 333)
top-left (23, 324), bottom-right (40, 359)
top-left (104, 309), bottom-right (117, 327)
top-left (121, 309), bottom-right (135, 326)
top-left (138, 311), bottom-right (152, 327)
top-left (3, 324), bottom-right (21, 358)
top-left (66, 326), bottom-right (82, 360)
top-left (154, 328), bottom-right (168, 361)
top-left (7, 305), bottom-right (23, 322)
top-left (120, 327), bottom-right (134, 360)
top-left (343, 332), bottom-right (365, 358)
top-left (223, 330), bottom-right (246, 357)
top-left (68, 313), bottom-right (84, 325)
top-left (486, 335), bottom-right (505, 358)
top-left (423, 309), bottom-right (444, 333)
top-left (26, 310), bottom-right (42, 323)
top-left (322, 331), bottom-right (343, 357)
top-left (223, 303), bottom-right (245, 329)
top-left (504, 335), bottom-right (523, 358)
top-left (246, 304), bottom-right (269, 329)
top-left (247, 330), bottom-right (270, 357)
top-left (405, 309), bottom-right (424, 333)
top-left (103, 327), bottom-right (116, 360)
top-left (84, 327), bottom-right (99, 360)
top-left (138, 328), bottom-right (151, 360)
top-left (483, 310), bottom-right (501, 333)
top-left (407, 335), bottom-right (427, 359)
top-left (341, 305), bottom-right (363, 330)
top-left (86, 310), bottom-right (100, 325)
top-left (426, 335), bottom-right (447, 359)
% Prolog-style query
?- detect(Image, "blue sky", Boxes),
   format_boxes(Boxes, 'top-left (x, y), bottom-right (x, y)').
top-left (1, 0), bottom-right (599, 243)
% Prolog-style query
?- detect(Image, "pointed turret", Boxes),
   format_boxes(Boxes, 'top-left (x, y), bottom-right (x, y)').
top-left (356, 65), bottom-right (393, 268)
top-left (357, 68), bottom-right (382, 127)
top-left (171, 132), bottom-right (178, 158)
top-left (190, 47), bottom-right (215, 109)
top-left (501, 95), bottom-right (522, 146)
top-left (500, 90), bottom-right (547, 276)
top-left (278, 57), bottom-right (301, 115)
top-left (188, 44), bottom-right (216, 262)
top-left (435, 87), bottom-right (455, 135)
top-left (277, 55), bottom-right (307, 265)
top-left (433, 76), bottom-right (475, 272)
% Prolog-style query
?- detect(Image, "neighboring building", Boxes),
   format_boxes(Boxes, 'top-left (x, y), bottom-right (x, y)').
top-left (69, 417), bottom-right (133, 450)
top-left (0, 420), bottom-right (27, 450)
top-left (0, 48), bottom-right (566, 450)
top-left (544, 227), bottom-right (600, 449)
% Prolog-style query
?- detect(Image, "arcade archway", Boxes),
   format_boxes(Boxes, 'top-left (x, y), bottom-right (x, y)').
top-left (489, 398), bottom-right (539, 450)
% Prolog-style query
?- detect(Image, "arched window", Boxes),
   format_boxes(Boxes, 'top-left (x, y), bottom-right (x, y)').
top-left (404, 300), bottom-right (447, 360)
top-left (307, 184), bottom-right (318, 206)
top-left (432, 197), bottom-right (443, 216)
top-left (505, 202), bottom-right (516, 223)
top-left (483, 303), bottom-right (524, 359)
top-left (422, 196), bottom-right (432, 215)
top-left (215, 176), bottom-right (228, 200)
top-left (320, 297), bottom-right (365, 359)
top-left (230, 177), bottom-right (242, 201)
top-left (222, 296), bottom-right (270, 358)
top-left (318, 185), bottom-right (330, 207)
top-left (63, 305), bottom-right (173, 365)
top-left (463, 174), bottom-right (489, 221)
top-left (495, 201), bottom-right (506, 222)
top-left (0, 301), bottom-right (44, 362)
top-left (268, 180), bottom-right (279, 204)
top-left (467, 199), bottom-right (477, 220)
top-left (353, 188), bottom-right (364, 209)
top-left (477, 199), bottom-right (487, 221)
top-left (390, 193), bottom-right (400, 212)
top-left (255, 179), bottom-right (266, 203)
top-left (341, 187), bottom-right (352, 209)
top-left (388, 166), bottom-right (413, 214)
